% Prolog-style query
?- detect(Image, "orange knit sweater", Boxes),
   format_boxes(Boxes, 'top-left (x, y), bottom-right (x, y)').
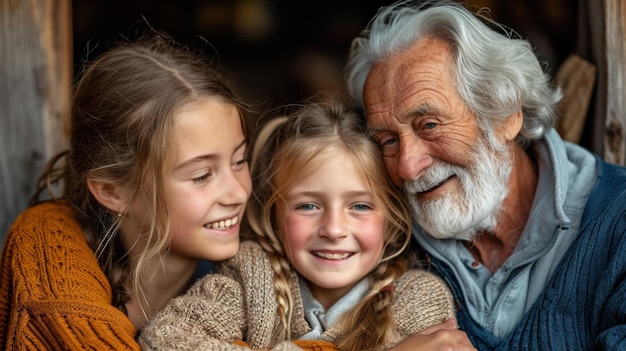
top-left (0, 201), bottom-right (139, 350)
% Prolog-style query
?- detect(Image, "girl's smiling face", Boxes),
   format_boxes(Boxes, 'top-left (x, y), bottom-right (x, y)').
top-left (164, 97), bottom-right (251, 262)
top-left (279, 149), bottom-right (385, 309)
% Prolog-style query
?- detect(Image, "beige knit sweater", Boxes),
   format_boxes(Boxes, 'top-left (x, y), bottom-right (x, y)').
top-left (139, 241), bottom-right (455, 350)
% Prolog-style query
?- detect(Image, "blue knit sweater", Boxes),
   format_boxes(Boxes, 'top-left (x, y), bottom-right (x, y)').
top-left (421, 157), bottom-right (626, 350)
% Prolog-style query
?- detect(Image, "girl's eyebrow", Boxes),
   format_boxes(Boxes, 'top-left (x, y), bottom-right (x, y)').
top-left (287, 190), bottom-right (374, 199)
top-left (174, 138), bottom-right (247, 171)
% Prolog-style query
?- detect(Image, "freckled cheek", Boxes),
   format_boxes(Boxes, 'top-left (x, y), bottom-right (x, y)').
top-left (355, 217), bottom-right (386, 254)
top-left (163, 188), bottom-right (188, 218)
top-left (283, 213), bottom-right (311, 253)
top-left (173, 194), bottom-right (210, 228)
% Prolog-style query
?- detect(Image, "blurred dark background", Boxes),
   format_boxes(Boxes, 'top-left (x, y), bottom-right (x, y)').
top-left (72, 0), bottom-right (577, 132)
top-left (0, 0), bottom-right (587, 243)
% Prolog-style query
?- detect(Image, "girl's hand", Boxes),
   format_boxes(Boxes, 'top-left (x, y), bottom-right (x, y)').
top-left (390, 318), bottom-right (477, 351)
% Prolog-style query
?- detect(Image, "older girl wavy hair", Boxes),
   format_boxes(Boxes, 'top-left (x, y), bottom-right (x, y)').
top-left (247, 96), bottom-right (412, 351)
top-left (31, 33), bottom-right (247, 316)
top-left (346, 0), bottom-right (562, 148)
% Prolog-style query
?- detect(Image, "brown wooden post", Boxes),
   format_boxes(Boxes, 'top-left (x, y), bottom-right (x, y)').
top-left (603, 0), bottom-right (625, 165)
top-left (0, 0), bottom-right (72, 241)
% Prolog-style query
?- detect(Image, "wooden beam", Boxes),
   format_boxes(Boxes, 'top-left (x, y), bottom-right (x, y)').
top-left (603, 0), bottom-right (626, 165)
top-left (0, 0), bottom-right (72, 240)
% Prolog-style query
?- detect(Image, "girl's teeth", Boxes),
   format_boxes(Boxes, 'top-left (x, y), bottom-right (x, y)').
top-left (313, 252), bottom-right (351, 260)
top-left (210, 216), bottom-right (238, 229)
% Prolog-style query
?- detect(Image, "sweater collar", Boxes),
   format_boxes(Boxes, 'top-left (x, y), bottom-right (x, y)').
top-left (296, 276), bottom-right (371, 340)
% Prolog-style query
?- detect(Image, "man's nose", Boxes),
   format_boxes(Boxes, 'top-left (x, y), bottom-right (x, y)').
top-left (394, 137), bottom-right (433, 183)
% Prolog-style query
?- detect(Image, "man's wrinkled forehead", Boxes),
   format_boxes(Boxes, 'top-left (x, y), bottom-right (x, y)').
top-left (363, 38), bottom-right (455, 125)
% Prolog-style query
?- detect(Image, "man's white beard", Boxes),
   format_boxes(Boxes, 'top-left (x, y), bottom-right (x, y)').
top-left (405, 138), bottom-right (512, 241)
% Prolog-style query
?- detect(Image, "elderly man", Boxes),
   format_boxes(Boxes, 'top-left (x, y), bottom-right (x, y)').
top-left (346, 1), bottom-right (626, 350)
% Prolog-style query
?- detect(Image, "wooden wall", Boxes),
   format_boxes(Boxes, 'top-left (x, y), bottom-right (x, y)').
top-left (0, 0), bottom-right (72, 240)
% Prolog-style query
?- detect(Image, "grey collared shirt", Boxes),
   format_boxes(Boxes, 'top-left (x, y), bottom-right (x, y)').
top-left (298, 275), bottom-right (371, 340)
top-left (413, 129), bottom-right (598, 338)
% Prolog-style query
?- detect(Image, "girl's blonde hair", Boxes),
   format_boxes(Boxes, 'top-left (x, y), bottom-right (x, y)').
top-left (31, 33), bottom-right (248, 315)
top-left (247, 96), bottom-right (412, 351)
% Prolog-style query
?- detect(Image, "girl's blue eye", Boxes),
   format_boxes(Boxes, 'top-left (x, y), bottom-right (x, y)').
top-left (297, 203), bottom-right (317, 211)
top-left (352, 203), bottom-right (371, 211)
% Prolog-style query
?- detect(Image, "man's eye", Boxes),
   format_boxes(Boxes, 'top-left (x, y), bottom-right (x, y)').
top-left (380, 136), bottom-right (397, 147)
top-left (378, 135), bottom-right (399, 156)
top-left (424, 122), bottom-right (437, 129)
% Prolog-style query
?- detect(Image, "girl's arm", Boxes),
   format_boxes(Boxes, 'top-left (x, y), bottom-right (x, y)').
top-left (389, 269), bottom-right (476, 351)
top-left (392, 269), bottom-right (457, 333)
top-left (138, 274), bottom-right (251, 350)
top-left (140, 240), bottom-right (342, 351)
top-left (139, 273), bottom-right (338, 351)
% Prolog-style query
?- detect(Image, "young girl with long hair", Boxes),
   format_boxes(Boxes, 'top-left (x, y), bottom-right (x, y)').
top-left (140, 97), bottom-right (470, 351)
top-left (0, 33), bottom-right (251, 350)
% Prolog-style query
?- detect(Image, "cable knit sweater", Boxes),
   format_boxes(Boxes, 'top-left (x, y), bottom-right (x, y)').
top-left (139, 240), bottom-right (456, 350)
top-left (0, 201), bottom-right (139, 350)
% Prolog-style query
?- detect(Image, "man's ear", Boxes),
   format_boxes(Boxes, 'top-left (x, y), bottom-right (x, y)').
top-left (500, 109), bottom-right (523, 143)
top-left (87, 179), bottom-right (129, 214)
